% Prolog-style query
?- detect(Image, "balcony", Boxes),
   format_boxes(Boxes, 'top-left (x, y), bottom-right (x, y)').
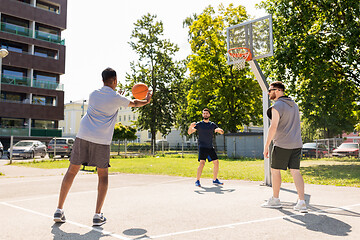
top-left (0, 22), bottom-right (32, 37)
top-left (0, 22), bottom-right (65, 45)
top-left (1, 74), bottom-right (64, 91)
top-left (0, 127), bottom-right (62, 137)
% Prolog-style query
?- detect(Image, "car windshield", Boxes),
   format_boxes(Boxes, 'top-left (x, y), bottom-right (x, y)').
top-left (15, 142), bottom-right (34, 147)
top-left (303, 143), bottom-right (317, 148)
top-left (338, 143), bottom-right (358, 149)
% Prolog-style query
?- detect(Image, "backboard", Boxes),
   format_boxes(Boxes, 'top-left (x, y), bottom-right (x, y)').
top-left (227, 15), bottom-right (273, 65)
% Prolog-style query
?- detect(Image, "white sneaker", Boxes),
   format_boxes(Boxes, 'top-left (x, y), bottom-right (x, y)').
top-left (261, 197), bottom-right (282, 208)
top-left (294, 200), bottom-right (308, 213)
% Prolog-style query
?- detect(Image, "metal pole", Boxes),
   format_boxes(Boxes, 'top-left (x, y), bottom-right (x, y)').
top-left (54, 136), bottom-right (57, 158)
top-left (316, 139), bottom-right (318, 159)
top-left (248, 60), bottom-right (271, 186)
top-left (9, 135), bottom-right (13, 164)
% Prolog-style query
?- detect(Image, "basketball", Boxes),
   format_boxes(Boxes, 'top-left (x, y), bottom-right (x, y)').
top-left (132, 83), bottom-right (148, 99)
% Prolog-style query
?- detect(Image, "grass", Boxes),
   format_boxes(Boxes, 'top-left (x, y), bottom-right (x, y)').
top-left (9, 155), bottom-right (360, 187)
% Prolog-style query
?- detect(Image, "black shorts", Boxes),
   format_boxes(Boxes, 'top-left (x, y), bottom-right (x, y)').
top-left (271, 146), bottom-right (301, 170)
top-left (198, 147), bottom-right (218, 162)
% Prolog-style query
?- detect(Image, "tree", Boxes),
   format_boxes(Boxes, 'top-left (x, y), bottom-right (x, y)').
top-left (126, 14), bottom-right (186, 154)
top-left (182, 4), bottom-right (263, 133)
top-left (259, 0), bottom-right (360, 138)
top-left (113, 123), bottom-right (137, 155)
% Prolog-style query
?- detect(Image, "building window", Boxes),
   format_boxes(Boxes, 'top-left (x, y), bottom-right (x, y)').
top-left (34, 46), bottom-right (58, 59)
top-left (119, 116), bottom-right (121, 121)
top-left (148, 131), bottom-right (152, 139)
top-left (124, 115), bottom-right (126, 121)
top-left (1, 15), bottom-right (30, 37)
top-left (32, 120), bottom-right (55, 129)
top-left (0, 118), bottom-right (26, 128)
top-left (33, 71), bottom-right (58, 82)
top-left (133, 115), bottom-right (136, 120)
top-left (32, 95), bottom-right (56, 106)
top-left (0, 39), bottom-right (28, 53)
top-left (35, 23), bottom-right (60, 43)
top-left (0, 91), bottom-right (27, 103)
top-left (120, 107), bottom-right (122, 110)
top-left (36, 0), bottom-right (60, 14)
top-left (1, 67), bottom-right (28, 86)
top-left (128, 115), bottom-right (131, 121)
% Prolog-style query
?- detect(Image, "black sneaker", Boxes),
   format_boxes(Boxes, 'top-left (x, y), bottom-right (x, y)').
top-left (53, 209), bottom-right (66, 223)
top-left (93, 213), bottom-right (107, 226)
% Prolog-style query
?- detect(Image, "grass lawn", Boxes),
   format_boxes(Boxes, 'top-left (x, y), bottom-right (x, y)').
top-left (9, 154), bottom-right (360, 187)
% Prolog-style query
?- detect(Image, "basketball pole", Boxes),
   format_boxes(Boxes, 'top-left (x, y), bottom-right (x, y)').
top-left (248, 60), bottom-right (272, 186)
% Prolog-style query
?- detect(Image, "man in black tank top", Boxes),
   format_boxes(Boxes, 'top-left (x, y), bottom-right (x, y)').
top-left (188, 108), bottom-right (224, 187)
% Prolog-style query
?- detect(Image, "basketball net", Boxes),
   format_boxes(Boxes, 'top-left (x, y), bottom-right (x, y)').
top-left (228, 47), bottom-right (252, 70)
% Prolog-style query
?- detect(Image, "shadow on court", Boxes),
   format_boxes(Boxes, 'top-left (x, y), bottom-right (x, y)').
top-left (52, 224), bottom-right (105, 240)
top-left (279, 208), bottom-right (352, 237)
top-left (194, 185), bottom-right (236, 194)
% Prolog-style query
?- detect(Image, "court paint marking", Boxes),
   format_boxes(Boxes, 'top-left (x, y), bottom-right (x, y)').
top-left (0, 201), bottom-right (131, 240)
top-left (149, 203), bottom-right (360, 239)
top-left (1, 200), bottom-right (359, 239)
top-left (3, 177), bottom-right (189, 203)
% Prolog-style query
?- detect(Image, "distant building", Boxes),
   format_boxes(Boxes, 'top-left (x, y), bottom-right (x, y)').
top-left (0, 0), bottom-right (67, 148)
top-left (59, 100), bottom-right (87, 137)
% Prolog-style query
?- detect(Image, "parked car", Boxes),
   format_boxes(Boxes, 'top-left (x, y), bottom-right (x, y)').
top-left (47, 137), bottom-right (75, 158)
top-left (302, 142), bottom-right (329, 158)
top-left (0, 141), bottom-right (3, 158)
top-left (7, 140), bottom-right (47, 159)
top-left (332, 143), bottom-right (359, 157)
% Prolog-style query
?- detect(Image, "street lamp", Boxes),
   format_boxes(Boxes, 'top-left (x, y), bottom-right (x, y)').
top-left (81, 99), bottom-right (87, 118)
top-left (0, 48), bottom-right (9, 99)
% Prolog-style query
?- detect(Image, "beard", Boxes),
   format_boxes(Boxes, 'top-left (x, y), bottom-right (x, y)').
top-left (203, 117), bottom-right (209, 120)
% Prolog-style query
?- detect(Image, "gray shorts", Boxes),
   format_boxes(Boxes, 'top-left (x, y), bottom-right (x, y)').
top-left (70, 138), bottom-right (110, 168)
top-left (271, 146), bottom-right (301, 170)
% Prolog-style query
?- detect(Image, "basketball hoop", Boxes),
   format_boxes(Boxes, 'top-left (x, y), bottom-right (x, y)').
top-left (228, 47), bottom-right (252, 70)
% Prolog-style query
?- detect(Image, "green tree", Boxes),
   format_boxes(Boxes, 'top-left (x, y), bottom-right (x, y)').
top-left (183, 4), bottom-right (263, 133)
top-left (126, 14), bottom-right (186, 153)
top-left (259, 0), bottom-right (360, 138)
top-left (113, 123), bottom-right (137, 155)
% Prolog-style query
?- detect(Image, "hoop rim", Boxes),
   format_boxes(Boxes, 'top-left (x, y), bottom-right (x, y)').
top-left (228, 47), bottom-right (252, 61)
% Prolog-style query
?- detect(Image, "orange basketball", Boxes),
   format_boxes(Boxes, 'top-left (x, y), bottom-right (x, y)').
top-left (132, 83), bottom-right (148, 99)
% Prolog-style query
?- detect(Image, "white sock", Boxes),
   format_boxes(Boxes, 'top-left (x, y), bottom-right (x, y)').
top-left (57, 208), bottom-right (63, 212)
top-left (298, 200), bottom-right (306, 204)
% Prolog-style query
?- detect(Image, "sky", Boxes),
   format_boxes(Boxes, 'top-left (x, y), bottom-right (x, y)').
top-left (61, 0), bottom-right (267, 103)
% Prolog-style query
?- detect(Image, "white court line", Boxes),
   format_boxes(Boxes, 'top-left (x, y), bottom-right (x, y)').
top-left (149, 203), bottom-right (360, 239)
top-left (5, 177), bottom-right (189, 203)
top-left (0, 202), bottom-right (131, 240)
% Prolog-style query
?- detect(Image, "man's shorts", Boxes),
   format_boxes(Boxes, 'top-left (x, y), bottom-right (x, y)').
top-left (198, 147), bottom-right (218, 162)
top-left (271, 146), bottom-right (302, 170)
top-left (70, 138), bottom-right (110, 168)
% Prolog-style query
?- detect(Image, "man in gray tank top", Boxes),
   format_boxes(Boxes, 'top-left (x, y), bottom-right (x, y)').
top-left (261, 81), bottom-right (307, 213)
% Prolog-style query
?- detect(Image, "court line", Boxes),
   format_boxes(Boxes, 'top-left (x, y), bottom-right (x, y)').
top-left (0, 202), bottom-right (131, 240)
top-left (149, 203), bottom-right (360, 239)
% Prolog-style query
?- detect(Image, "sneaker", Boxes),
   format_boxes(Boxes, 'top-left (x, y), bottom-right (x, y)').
top-left (93, 213), bottom-right (107, 226)
top-left (213, 179), bottom-right (224, 185)
top-left (261, 197), bottom-right (282, 208)
top-left (195, 180), bottom-right (201, 187)
top-left (294, 200), bottom-right (308, 213)
top-left (53, 209), bottom-right (66, 223)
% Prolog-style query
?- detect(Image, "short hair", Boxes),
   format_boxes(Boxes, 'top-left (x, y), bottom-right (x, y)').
top-left (270, 81), bottom-right (285, 91)
top-left (102, 68), bottom-right (117, 83)
top-left (202, 108), bottom-right (211, 114)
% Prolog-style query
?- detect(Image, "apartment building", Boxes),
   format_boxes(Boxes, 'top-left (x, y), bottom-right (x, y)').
top-left (0, 0), bottom-right (67, 148)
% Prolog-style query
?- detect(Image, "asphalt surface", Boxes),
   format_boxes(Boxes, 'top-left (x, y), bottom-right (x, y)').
top-left (0, 157), bottom-right (360, 240)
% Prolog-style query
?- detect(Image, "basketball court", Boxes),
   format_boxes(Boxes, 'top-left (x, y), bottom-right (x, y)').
top-left (0, 170), bottom-right (360, 240)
